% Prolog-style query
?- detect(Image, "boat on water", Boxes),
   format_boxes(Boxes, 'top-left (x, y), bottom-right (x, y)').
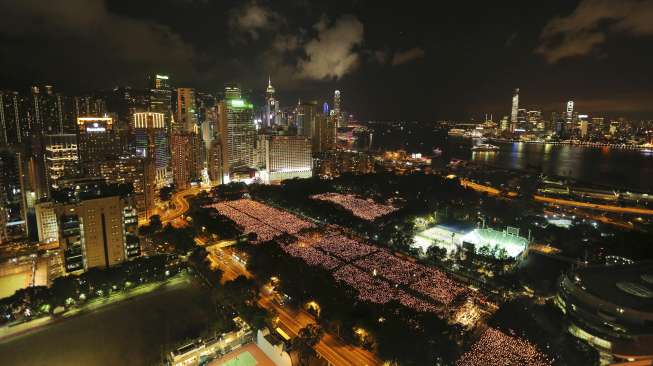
top-left (471, 143), bottom-right (500, 152)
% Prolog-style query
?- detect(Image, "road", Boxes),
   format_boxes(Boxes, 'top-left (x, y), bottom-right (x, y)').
top-left (140, 187), bottom-right (203, 226)
top-left (460, 178), bottom-right (653, 216)
top-left (208, 246), bottom-right (382, 366)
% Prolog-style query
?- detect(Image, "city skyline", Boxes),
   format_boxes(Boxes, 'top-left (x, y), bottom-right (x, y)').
top-left (1, 0), bottom-right (653, 120)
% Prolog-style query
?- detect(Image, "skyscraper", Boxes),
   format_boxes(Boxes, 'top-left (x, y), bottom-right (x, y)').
top-left (133, 112), bottom-right (169, 187)
top-left (510, 88), bottom-right (519, 133)
top-left (176, 88), bottom-right (197, 133)
top-left (44, 134), bottom-right (79, 191)
top-left (333, 90), bottom-right (345, 128)
top-left (0, 90), bottom-right (26, 147)
top-left (297, 101), bottom-right (317, 138)
top-left (566, 100), bottom-right (575, 127)
top-left (264, 77), bottom-right (279, 127)
top-left (256, 135), bottom-right (313, 183)
top-left (218, 97), bottom-right (256, 180)
top-left (0, 151), bottom-right (28, 244)
top-left (47, 191), bottom-right (138, 273)
top-left (171, 132), bottom-right (201, 189)
top-left (224, 84), bottom-right (242, 100)
top-left (30, 85), bottom-right (66, 135)
top-left (76, 117), bottom-right (121, 177)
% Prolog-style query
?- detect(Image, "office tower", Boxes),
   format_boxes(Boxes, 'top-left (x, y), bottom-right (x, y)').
top-left (207, 140), bottom-right (223, 185)
top-left (218, 98), bottom-right (256, 180)
top-left (500, 116), bottom-right (510, 131)
top-left (73, 95), bottom-right (106, 119)
top-left (592, 117), bottom-right (605, 133)
top-left (171, 132), bottom-right (201, 189)
top-left (148, 74), bottom-right (173, 139)
top-left (332, 90), bottom-right (345, 128)
top-left (224, 84), bottom-right (242, 100)
top-left (312, 113), bottom-right (337, 153)
top-left (566, 100), bottom-right (575, 125)
top-left (176, 88), bottom-right (197, 133)
top-left (527, 110), bottom-right (542, 130)
top-left (0, 90), bottom-right (26, 147)
top-left (257, 135), bottom-right (313, 183)
top-left (0, 151), bottom-right (28, 244)
top-left (44, 134), bottom-right (79, 191)
top-left (47, 189), bottom-right (138, 273)
top-left (76, 117), bottom-right (121, 176)
top-left (97, 157), bottom-right (152, 220)
top-left (517, 108), bottom-right (527, 130)
top-left (35, 201), bottom-right (58, 244)
top-left (297, 101), bottom-right (317, 138)
top-left (30, 85), bottom-right (66, 135)
top-left (133, 112), bottom-right (170, 187)
top-left (579, 119), bottom-right (589, 138)
top-left (264, 77), bottom-right (279, 127)
top-left (510, 88), bottom-right (519, 133)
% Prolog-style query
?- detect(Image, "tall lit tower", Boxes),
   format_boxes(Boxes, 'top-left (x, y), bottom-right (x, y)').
top-left (510, 88), bottom-right (519, 132)
top-left (264, 77), bottom-right (278, 127)
top-left (333, 90), bottom-right (344, 128)
top-left (566, 100), bottom-right (575, 124)
top-left (218, 96), bottom-right (256, 181)
top-left (176, 88), bottom-right (197, 133)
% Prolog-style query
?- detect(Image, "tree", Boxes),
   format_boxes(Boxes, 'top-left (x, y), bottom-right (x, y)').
top-left (290, 324), bottom-right (324, 366)
top-left (159, 185), bottom-right (174, 201)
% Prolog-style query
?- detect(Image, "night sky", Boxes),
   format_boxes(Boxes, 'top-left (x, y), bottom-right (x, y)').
top-left (1, 0), bottom-right (652, 121)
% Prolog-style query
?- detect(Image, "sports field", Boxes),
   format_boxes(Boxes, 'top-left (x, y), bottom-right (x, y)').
top-left (0, 272), bottom-right (30, 298)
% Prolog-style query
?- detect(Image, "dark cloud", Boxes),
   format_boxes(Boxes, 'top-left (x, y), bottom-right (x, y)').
top-left (228, 0), bottom-right (282, 40)
top-left (537, 0), bottom-right (653, 63)
top-left (0, 0), bottom-right (195, 89)
top-left (296, 15), bottom-right (364, 80)
top-left (391, 47), bottom-right (425, 66)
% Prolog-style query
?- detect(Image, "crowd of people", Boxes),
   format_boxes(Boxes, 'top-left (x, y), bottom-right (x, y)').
top-left (310, 193), bottom-right (398, 221)
top-left (212, 199), bottom-right (485, 319)
top-left (456, 328), bottom-right (552, 366)
top-left (313, 233), bottom-right (379, 261)
top-left (281, 244), bottom-right (343, 271)
top-left (210, 199), bottom-right (315, 244)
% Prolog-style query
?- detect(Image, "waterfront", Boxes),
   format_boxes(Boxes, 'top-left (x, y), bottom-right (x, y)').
top-left (0, 275), bottom-right (213, 366)
top-left (368, 126), bottom-right (653, 191)
top-left (447, 138), bottom-right (653, 192)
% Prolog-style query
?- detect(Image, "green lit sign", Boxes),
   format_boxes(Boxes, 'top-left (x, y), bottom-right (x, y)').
top-left (156, 74), bottom-right (169, 80)
top-left (230, 99), bottom-right (245, 107)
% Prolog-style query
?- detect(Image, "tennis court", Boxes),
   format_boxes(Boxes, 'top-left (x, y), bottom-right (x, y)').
top-left (210, 343), bottom-right (275, 366)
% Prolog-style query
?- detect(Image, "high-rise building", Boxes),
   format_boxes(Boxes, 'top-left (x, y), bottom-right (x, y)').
top-left (224, 84), bottom-right (242, 100)
top-left (98, 157), bottom-right (152, 220)
top-left (73, 95), bottom-right (106, 119)
top-left (0, 151), bottom-right (28, 244)
top-left (207, 139), bottom-right (223, 185)
top-left (218, 97), bottom-right (256, 180)
top-left (297, 101), bottom-right (317, 139)
top-left (171, 132), bottom-right (201, 189)
top-left (264, 77), bottom-right (279, 127)
top-left (566, 100), bottom-right (575, 126)
top-left (257, 135), bottom-right (313, 183)
top-left (332, 90), bottom-right (345, 128)
top-left (312, 113), bottom-right (336, 153)
top-left (133, 112), bottom-right (170, 187)
top-left (30, 85), bottom-right (66, 136)
top-left (44, 134), bottom-right (79, 191)
top-left (592, 117), bottom-right (605, 133)
top-left (0, 90), bottom-right (27, 147)
top-left (176, 88), bottom-right (197, 133)
top-left (76, 117), bottom-right (121, 177)
top-left (510, 88), bottom-right (519, 133)
top-left (45, 190), bottom-right (138, 273)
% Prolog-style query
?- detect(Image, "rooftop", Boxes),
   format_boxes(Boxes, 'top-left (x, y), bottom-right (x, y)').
top-left (575, 261), bottom-right (653, 313)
